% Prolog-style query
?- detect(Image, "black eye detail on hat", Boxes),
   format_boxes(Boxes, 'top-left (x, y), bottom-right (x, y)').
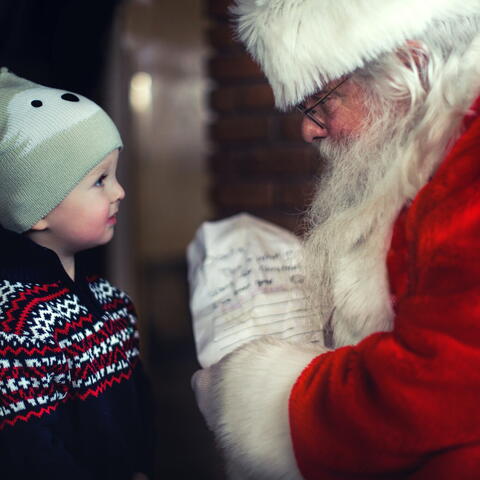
top-left (61, 93), bottom-right (80, 102)
top-left (31, 100), bottom-right (43, 108)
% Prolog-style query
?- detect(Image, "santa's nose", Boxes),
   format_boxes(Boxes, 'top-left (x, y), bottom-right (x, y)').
top-left (301, 115), bottom-right (328, 143)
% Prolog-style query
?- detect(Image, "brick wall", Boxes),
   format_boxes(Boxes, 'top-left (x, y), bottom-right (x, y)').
top-left (206, 0), bottom-right (319, 234)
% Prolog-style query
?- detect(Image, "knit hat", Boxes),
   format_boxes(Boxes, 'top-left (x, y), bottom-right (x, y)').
top-left (231, 0), bottom-right (480, 109)
top-left (0, 68), bottom-right (123, 233)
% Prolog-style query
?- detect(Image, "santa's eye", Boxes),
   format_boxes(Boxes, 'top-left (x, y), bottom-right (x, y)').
top-left (319, 95), bottom-right (333, 104)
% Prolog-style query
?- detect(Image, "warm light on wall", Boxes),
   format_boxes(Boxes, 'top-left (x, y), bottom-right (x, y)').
top-left (129, 71), bottom-right (152, 113)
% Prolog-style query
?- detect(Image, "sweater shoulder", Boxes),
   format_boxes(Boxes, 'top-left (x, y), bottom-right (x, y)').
top-left (87, 276), bottom-right (133, 306)
top-left (87, 276), bottom-right (137, 323)
top-left (0, 278), bottom-right (86, 342)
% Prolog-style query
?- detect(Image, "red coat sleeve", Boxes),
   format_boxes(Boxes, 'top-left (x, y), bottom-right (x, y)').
top-left (289, 109), bottom-right (480, 479)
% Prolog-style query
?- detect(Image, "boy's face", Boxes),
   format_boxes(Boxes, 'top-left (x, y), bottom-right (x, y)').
top-left (37, 149), bottom-right (125, 255)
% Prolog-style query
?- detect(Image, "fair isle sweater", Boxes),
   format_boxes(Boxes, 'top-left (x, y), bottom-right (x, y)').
top-left (0, 227), bottom-right (154, 480)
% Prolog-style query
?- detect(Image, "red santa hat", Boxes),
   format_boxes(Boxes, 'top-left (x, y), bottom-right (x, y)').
top-left (231, 0), bottom-right (480, 109)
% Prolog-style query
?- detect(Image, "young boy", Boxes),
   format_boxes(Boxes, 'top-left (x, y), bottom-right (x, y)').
top-left (0, 69), bottom-right (154, 480)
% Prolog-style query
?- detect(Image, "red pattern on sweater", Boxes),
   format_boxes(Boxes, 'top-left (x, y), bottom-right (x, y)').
top-left (0, 277), bottom-right (140, 431)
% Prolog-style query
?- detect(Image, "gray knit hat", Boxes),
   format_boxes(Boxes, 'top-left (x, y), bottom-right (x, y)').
top-left (0, 68), bottom-right (123, 233)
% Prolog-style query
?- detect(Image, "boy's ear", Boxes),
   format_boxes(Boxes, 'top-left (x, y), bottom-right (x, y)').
top-left (30, 218), bottom-right (49, 231)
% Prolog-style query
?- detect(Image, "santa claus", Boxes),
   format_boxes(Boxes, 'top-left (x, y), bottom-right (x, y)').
top-left (192, 0), bottom-right (480, 478)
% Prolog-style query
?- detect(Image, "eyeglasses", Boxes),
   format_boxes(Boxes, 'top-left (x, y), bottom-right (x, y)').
top-left (296, 77), bottom-right (350, 129)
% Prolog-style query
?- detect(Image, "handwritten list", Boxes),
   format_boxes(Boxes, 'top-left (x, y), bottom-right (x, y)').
top-left (187, 213), bottom-right (322, 367)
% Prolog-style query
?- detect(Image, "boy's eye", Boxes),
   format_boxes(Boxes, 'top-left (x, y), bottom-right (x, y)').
top-left (95, 174), bottom-right (107, 187)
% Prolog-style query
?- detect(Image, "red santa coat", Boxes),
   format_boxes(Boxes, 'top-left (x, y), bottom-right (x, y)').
top-left (289, 99), bottom-right (480, 478)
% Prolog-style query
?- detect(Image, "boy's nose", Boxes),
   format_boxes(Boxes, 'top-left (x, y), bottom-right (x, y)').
top-left (117, 183), bottom-right (126, 201)
top-left (301, 116), bottom-right (328, 143)
top-left (112, 179), bottom-right (125, 202)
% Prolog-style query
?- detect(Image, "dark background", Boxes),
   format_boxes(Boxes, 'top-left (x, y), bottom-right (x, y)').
top-left (0, 0), bottom-right (120, 99)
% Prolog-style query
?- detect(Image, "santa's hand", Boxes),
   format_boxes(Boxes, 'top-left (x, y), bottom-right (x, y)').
top-left (191, 338), bottom-right (320, 480)
top-left (191, 362), bottom-right (222, 431)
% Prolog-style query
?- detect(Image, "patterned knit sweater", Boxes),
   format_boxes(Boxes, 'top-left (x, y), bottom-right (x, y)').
top-left (0, 227), bottom-right (154, 480)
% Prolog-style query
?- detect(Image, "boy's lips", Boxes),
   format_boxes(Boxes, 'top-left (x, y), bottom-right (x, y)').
top-left (107, 212), bottom-right (118, 225)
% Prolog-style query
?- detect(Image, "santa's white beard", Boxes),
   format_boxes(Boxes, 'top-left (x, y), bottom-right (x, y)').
top-left (309, 117), bottom-right (395, 225)
top-left (303, 99), bottom-right (413, 347)
top-left (301, 42), bottom-right (478, 346)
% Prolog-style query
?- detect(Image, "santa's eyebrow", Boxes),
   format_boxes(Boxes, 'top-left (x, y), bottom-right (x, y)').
top-left (315, 85), bottom-right (341, 96)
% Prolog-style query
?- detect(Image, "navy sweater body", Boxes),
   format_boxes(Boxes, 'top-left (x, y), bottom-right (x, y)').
top-left (0, 227), bottom-right (154, 480)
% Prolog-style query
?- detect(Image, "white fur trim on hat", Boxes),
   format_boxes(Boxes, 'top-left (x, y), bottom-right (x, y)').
top-left (231, 0), bottom-right (480, 109)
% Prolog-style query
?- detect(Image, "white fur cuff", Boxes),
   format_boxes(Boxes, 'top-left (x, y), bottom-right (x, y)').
top-left (216, 337), bottom-right (326, 479)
